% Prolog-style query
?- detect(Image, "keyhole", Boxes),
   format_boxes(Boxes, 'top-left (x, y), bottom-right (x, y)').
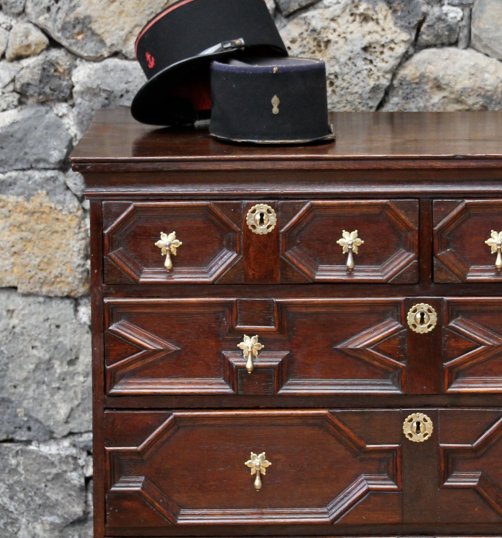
top-left (413, 421), bottom-right (423, 434)
top-left (254, 211), bottom-right (269, 228)
top-left (415, 310), bottom-right (430, 326)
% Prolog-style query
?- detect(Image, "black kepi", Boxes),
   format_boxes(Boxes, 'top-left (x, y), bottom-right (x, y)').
top-left (132, 0), bottom-right (287, 126)
top-left (210, 57), bottom-right (335, 145)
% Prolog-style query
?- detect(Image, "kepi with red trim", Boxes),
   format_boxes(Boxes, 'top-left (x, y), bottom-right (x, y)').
top-left (132, 0), bottom-right (287, 126)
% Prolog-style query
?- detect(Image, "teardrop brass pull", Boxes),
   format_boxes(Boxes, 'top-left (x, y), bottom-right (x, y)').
top-left (237, 335), bottom-right (264, 374)
top-left (407, 303), bottom-right (437, 334)
top-left (245, 452), bottom-right (271, 491)
top-left (403, 413), bottom-right (433, 442)
top-left (155, 231), bottom-right (182, 271)
top-left (485, 231), bottom-right (502, 271)
top-left (336, 230), bottom-right (364, 272)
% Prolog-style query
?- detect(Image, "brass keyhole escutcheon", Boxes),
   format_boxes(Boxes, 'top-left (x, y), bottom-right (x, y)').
top-left (407, 303), bottom-right (437, 334)
top-left (246, 204), bottom-right (277, 235)
top-left (403, 413), bottom-right (433, 442)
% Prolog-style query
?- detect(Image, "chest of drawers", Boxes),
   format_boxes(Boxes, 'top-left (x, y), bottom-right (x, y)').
top-left (72, 109), bottom-right (502, 538)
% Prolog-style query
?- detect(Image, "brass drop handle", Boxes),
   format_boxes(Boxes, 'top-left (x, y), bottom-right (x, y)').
top-left (403, 413), bottom-right (433, 443)
top-left (155, 231), bottom-right (182, 271)
top-left (337, 230), bottom-right (364, 272)
top-left (237, 335), bottom-right (264, 374)
top-left (245, 452), bottom-right (271, 491)
top-left (485, 231), bottom-right (502, 271)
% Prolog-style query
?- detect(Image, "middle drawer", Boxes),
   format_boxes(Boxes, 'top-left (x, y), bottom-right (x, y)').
top-left (105, 296), bottom-right (502, 398)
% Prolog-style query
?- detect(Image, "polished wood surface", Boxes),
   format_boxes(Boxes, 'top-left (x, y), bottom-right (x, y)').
top-left (72, 109), bottom-right (502, 166)
top-left (73, 110), bottom-right (502, 538)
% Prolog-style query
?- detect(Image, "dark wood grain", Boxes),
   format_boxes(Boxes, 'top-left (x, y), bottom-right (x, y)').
top-left (73, 110), bottom-right (502, 538)
top-left (71, 110), bottom-right (502, 167)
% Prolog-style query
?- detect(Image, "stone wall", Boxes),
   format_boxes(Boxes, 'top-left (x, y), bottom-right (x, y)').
top-left (0, 0), bottom-right (501, 536)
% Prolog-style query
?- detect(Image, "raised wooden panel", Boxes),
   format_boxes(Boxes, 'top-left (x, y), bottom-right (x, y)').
top-left (281, 200), bottom-right (419, 283)
top-left (105, 299), bottom-right (236, 395)
top-left (434, 199), bottom-right (502, 282)
top-left (440, 409), bottom-right (502, 522)
top-left (103, 201), bottom-right (242, 284)
top-left (105, 409), bottom-right (402, 530)
top-left (444, 299), bottom-right (502, 393)
top-left (277, 300), bottom-right (408, 394)
top-left (104, 298), bottom-right (409, 397)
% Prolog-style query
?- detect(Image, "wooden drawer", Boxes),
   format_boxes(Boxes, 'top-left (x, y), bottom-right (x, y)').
top-left (434, 199), bottom-right (502, 282)
top-left (103, 199), bottom-right (419, 285)
top-left (104, 409), bottom-right (502, 533)
top-left (104, 298), bottom-right (411, 396)
top-left (105, 409), bottom-right (404, 531)
top-left (103, 201), bottom-right (242, 284)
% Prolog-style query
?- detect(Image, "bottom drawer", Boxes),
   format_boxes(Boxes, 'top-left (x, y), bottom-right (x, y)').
top-left (104, 409), bottom-right (502, 534)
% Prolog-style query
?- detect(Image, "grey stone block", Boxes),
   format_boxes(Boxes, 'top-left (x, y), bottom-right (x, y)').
top-left (0, 439), bottom-right (90, 537)
top-left (0, 397), bottom-right (52, 441)
top-left (471, 0), bottom-right (502, 60)
top-left (417, 5), bottom-right (463, 49)
top-left (26, 0), bottom-right (179, 60)
top-left (72, 58), bottom-right (144, 137)
top-left (5, 22), bottom-right (48, 61)
top-left (281, 0), bottom-right (423, 111)
top-left (1, 0), bottom-right (26, 16)
top-left (0, 290), bottom-right (92, 437)
top-left (15, 49), bottom-right (76, 102)
top-left (0, 107), bottom-right (72, 171)
top-left (383, 47), bottom-right (502, 111)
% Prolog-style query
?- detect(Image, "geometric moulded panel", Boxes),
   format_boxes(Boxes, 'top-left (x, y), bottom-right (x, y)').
top-left (103, 201), bottom-right (242, 284)
top-left (434, 200), bottom-right (502, 282)
top-left (281, 200), bottom-right (419, 283)
top-left (105, 409), bottom-right (402, 531)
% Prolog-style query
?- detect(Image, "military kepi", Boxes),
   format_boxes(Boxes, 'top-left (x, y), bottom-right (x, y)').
top-left (210, 57), bottom-right (335, 145)
top-left (132, 0), bottom-right (287, 126)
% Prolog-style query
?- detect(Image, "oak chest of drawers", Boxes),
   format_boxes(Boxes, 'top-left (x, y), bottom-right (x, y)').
top-left (72, 109), bottom-right (502, 538)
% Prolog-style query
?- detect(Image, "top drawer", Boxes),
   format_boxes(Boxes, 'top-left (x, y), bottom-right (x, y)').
top-left (103, 200), bottom-right (419, 285)
top-left (434, 199), bottom-right (502, 282)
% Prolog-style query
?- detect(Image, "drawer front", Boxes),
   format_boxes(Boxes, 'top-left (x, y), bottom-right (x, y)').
top-left (103, 201), bottom-right (242, 284)
top-left (434, 199), bottom-right (502, 282)
top-left (281, 200), bottom-right (419, 283)
top-left (104, 298), bottom-right (409, 396)
top-left (103, 199), bottom-right (419, 285)
top-left (103, 409), bottom-right (502, 533)
top-left (105, 409), bottom-right (403, 531)
top-left (444, 298), bottom-right (502, 393)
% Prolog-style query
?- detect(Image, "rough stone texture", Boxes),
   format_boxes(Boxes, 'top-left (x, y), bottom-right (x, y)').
top-left (0, 106), bottom-right (72, 171)
top-left (26, 0), bottom-right (176, 61)
top-left (72, 58), bottom-right (145, 136)
top-left (280, 0), bottom-right (423, 111)
top-left (417, 4), bottom-right (463, 49)
top-left (0, 439), bottom-right (91, 537)
top-left (0, 289), bottom-right (92, 437)
top-left (5, 21), bottom-right (49, 61)
top-left (383, 47), bottom-right (502, 111)
top-left (0, 397), bottom-right (52, 441)
top-left (0, 170), bottom-right (89, 296)
top-left (0, 27), bottom-right (8, 58)
top-left (1, 0), bottom-right (26, 17)
top-left (471, 0), bottom-right (502, 61)
top-left (458, 7), bottom-right (471, 49)
top-left (15, 49), bottom-right (75, 102)
top-left (276, 0), bottom-right (321, 16)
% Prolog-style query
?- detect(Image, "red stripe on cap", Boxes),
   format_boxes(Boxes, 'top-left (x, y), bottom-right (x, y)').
top-left (135, 0), bottom-right (197, 58)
